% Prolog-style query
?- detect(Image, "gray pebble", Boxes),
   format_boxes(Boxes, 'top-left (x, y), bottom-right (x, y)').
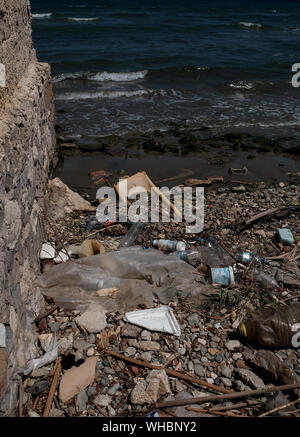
top-left (194, 364), bottom-right (205, 377)
top-left (214, 353), bottom-right (224, 363)
top-left (107, 383), bottom-right (120, 396)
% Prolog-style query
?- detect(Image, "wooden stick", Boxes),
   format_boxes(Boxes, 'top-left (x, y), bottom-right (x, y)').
top-left (209, 399), bottom-right (262, 412)
top-left (258, 397), bottom-right (300, 417)
top-left (156, 382), bottom-right (300, 409)
top-left (185, 406), bottom-right (249, 417)
top-left (43, 357), bottom-right (62, 417)
top-left (101, 348), bottom-right (232, 394)
top-left (35, 305), bottom-right (58, 323)
top-left (244, 206), bottom-right (285, 227)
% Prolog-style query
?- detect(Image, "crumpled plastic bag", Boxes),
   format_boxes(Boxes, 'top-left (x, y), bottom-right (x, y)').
top-left (22, 334), bottom-right (58, 376)
top-left (37, 247), bottom-right (216, 312)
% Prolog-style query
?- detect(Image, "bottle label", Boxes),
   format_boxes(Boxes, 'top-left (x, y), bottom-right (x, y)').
top-left (211, 267), bottom-right (235, 286)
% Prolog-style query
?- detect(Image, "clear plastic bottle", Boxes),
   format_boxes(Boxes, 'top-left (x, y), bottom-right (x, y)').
top-left (120, 222), bottom-right (144, 247)
top-left (234, 249), bottom-right (266, 265)
top-left (252, 268), bottom-right (279, 289)
top-left (204, 237), bottom-right (234, 267)
top-left (152, 239), bottom-right (186, 252)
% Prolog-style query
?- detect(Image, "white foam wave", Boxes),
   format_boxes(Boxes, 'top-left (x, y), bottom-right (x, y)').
top-left (239, 22), bottom-right (262, 28)
top-left (32, 13), bottom-right (52, 18)
top-left (53, 70), bottom-right (148, 83)
top-left (229, 81), bottom-right (255, 90)
top-left (91, 70), bottom-right (148, 82)
top-left (55, 89), bottom-right (152, 101)
top-left (68, 17), bottom-right (98, 22)
top-left (53, 72), bottom-right (86, 83)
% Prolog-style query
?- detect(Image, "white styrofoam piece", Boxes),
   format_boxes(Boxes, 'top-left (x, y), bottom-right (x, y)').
top-left (123, 306), bottom-right (181, 337)
top-left (40, 242), bottom-right (55, 260)
top-left (54, 250), bottom-right (69, 263)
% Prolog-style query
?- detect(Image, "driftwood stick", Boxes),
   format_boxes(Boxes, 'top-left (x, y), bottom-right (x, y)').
top-left (156, 382), bottom-right (300, 409)
top-left (244, 206), bottom-right (285, 227)
top-left (35, 305), bottom-right (58, 323)
top-left (185, 406), bottom-right (249, 417)
top-left (43, 357), bottom-right (62, 417)
top-left (209, 399), bottom-right (262, 412)
top-left (258, 397), bottom-right (300, 417)
top-left (101, 348), bottom-right (232, 394)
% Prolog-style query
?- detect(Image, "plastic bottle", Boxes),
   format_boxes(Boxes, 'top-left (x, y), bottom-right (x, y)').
top-left (120, 222), bottom-right (144, 248)
top-left (252, 268), bottom-right (279, 289)
top-left (152, 239), bottom-right (186, 252)
top-left (234, 249), bottom-right (266, 265)
top-left (239, 303), bottom-right (300, 347)
top-left (204, 237), bottom-right (235, 267)
top-left (168, 248), bottom-right (202, 265)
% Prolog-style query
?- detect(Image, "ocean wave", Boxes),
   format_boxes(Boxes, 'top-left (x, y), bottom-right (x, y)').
top-left (53, 72), bottom-right (86, 83)
top-left (91, 70), bottom-right (148, 82)
top-left (55, 89), bottom-right (152, 101)
top-left (229, 81), bottom-right (255, 90)
top-left (53, 70), bottom-right (148, 83)
top-left (68, 17), bottom-right (98, 22)
top-left (32, 13), bottom-right (52, 18)
top-left (239, 22), bottom-right (262, 29)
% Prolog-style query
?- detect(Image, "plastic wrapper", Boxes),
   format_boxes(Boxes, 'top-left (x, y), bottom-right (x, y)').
top-left (22, 335), bottom-right (58, 376)
top-left (239, 303), bottom-right (300, 347)
top-left (37, 247), bottom-right (215, 312)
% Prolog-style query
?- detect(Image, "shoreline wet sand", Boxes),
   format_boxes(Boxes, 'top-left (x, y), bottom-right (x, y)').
top-left (54, 127), bottom-right (300, 198)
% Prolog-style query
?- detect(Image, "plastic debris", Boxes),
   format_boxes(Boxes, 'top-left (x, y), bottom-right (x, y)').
top-left (86, 215), bottom-right (115, 231)
top-left (40, 243), bottom-right (56, 260)
top-left (23, 334), bottom-right (58, 376)
top-left (123, 306), bottom-right (181, 337)
top-left (120, 222), bottom-right (145, 247)
top-left (211, 266), bottom-right (235, 286)
top-left (115, 171), bottom-right (181, 218)
top-left (59, 357), bottom-right (98, 403)
top-left (37, 247), bottom-right (213, 312)
top-left (153, 239), bottom-right (186, 252)
top-left (69, 239), bottom-right (105, 258)
top-left (234, 249), bottom-right (265, 264)
top-left (252, 268), bottom-right (279, 289)
top-left (54, 249), bottom-right (69, 264)
top-left (277, 228), bottom-right (294, 245)
top-left (239, 303), bottom-right (300, 347)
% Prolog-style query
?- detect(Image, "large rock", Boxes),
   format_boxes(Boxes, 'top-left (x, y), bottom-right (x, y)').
top-left (48, 178), bottom-right (94, 220)
top-left (236, 369), bottom-right (265, 389)
top-left (138, 341), bottom-right (161, 352)
top-left (75, 306), bottom-right (107, 334)
top-left (131, 370), bottom-right (171, 405)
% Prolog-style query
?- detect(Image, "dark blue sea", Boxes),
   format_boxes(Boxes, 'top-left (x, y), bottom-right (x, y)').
top-left (30, 0), bottom-right (300, 139)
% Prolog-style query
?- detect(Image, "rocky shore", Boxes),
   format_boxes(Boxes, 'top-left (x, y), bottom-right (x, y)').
top-left (18, 176), bottom-right (300, 418)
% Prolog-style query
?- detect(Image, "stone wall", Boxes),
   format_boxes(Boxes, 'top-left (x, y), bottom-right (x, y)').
top-left (0, 1), bottom-right (56, 415)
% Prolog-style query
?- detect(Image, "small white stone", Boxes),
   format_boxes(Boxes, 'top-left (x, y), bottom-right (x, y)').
top-left (54, 250), bottom-right (69, 263)
top-left (225, 340), bottom-right (241, 351)
top-left (86, 347), bottom-right (95, 357)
